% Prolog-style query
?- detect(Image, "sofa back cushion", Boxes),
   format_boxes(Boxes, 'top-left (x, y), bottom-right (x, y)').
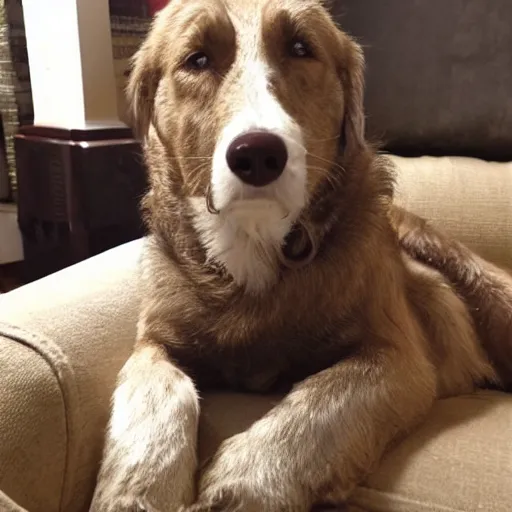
top-left (333, 0), bottom-right (512, 161)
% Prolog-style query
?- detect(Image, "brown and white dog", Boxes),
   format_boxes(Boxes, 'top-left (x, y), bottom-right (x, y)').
top-left (90, 0), bottom-right (512, 511)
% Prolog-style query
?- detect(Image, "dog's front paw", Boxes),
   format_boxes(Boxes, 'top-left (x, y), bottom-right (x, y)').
top-left (191, 431), bottom-right (308, 512)
top-left (184, 486), bottom-right (251, 511)
top-left (89, 495), bottom-right (158, 512)
top-left (188, 482), bottom-right (263, 512)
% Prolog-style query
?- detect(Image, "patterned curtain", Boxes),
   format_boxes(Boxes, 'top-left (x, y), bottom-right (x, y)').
top-left (0, 0), bottom-right (32, 200)
top-left (109, 0), bottom-right (151, 124)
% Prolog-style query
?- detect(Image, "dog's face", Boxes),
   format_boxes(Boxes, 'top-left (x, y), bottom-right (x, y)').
top-left (129, 0), bottom-right (366, 291)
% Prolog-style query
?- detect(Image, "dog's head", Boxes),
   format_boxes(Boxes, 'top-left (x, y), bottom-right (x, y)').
top-left (129, 0), bottom-right (367, 292)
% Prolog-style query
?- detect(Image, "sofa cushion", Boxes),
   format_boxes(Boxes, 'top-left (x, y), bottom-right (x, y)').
top-left (0, 489), bottom-right (28, 512)
top-left (0, 155), bottom-right (510, 511)
top-left (200, 391), bottom-right (512, 512)
top-left (392, 155), bottom-right (512, 269)
top-left (0, 239), bottom-right (143, 512)
top-left (332, 0), bottom-right (512, 161)
top-left (0, 330), bottom-right (66, 512)
top-left (355, 391), bottom-right (512, 512)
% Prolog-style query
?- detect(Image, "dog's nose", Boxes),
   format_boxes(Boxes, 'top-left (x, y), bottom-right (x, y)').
top-left (226, 131), bottom-right (288, 187)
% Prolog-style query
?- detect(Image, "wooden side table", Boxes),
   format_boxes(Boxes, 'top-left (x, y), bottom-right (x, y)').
top-left (14, 124), bottom-right (148, 281)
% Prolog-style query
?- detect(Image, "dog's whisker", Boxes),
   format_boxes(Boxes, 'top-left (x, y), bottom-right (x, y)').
top-left (307, 164), bottom-right (342, 180)
top-left (169, 156), bottom-right (213, 161)
top-left (186, 162), bottom-right (211, 184)
top-left (188, 162), bottom-right (211, 173)
top-left (307, 170), bottom-right (342, 191)
top-left (307, 153), bottom-right (347, 174)
top-left (305, 134), bottom-right (341, 143)
top-left (186, 163), bottom-right (212, 196)
top-left (279, 132), bottom-right (308, 153)
top-left (278, 133), bottom-right (346, 174)
top-left (280, 132), bottom-right (339, 149)
top-left (307, 165), bottom-right (331, 173)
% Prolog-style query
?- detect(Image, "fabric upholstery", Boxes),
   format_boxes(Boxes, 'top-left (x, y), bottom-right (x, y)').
top-left (0, 240), bottom-right (142, 512)
top-left (332, 0), bottom-right (512, 161)
top-left (355, 391), bottom-right (512, 512)
top-left (0, 331), bottom-right (65, 512)
top-left (0, 489), bottom-right (28, 512)
top-left (200, 391), bottom-right (512, 512)
top-left (0, 156), bottom-right (511, 511)
top-left (391, 155), bottom-right (512, 269)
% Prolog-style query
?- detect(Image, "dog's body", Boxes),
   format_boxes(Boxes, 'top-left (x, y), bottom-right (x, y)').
top-left (392, 206), bottom-right (512, 391)
top-left (90, 1), bottom-right (511, 511)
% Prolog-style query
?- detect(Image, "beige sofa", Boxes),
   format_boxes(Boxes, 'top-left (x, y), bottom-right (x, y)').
top-left (1, 155), bottom-right (512, 512)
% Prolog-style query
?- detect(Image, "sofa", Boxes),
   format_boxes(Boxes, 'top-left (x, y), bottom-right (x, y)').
top-left (1, 1), bottom-right (512, 511)
top-left (0, 155), bottom-right (511, 512)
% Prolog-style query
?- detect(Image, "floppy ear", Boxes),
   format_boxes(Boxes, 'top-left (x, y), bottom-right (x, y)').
top-left (338, 35), bottom-right (367, 154)
top-left (126, 19), bottom-right (164, 140)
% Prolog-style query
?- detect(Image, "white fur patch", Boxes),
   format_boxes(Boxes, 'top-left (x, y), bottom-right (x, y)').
top-left (211, 59), bottom-right (307, 214)
top-left (92, 347), bottom-right (200, 511)
top-left (205, 21), bottom-right (307, 293)
top-left (109, 369), bottom-right (198, 467)
top-left (189, 197), bottom-right (290, 293)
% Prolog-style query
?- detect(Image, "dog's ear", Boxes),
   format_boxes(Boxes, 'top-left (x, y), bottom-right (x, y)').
top-left (126, 12), bottom-right (168, 140)
top-left (337, 35), bottom-right (366, 154)
top-left (126, 39), bottom-right (161, 140)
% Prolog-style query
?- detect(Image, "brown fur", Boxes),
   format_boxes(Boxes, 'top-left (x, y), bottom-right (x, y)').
top-left (90, 1), bottom-right (507, 511)
top-left (391, 205), bottom-right (512, 391)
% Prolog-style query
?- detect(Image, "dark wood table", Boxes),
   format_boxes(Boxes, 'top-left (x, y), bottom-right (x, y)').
top-left (14, 124), bottom-right (148, 281)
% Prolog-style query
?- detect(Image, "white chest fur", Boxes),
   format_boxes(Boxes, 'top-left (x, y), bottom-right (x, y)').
top-left (189, 197), bottom-right (294, 293)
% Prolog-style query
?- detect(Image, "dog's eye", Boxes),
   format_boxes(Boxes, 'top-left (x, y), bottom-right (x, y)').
top-left (185, 52), bottom-right (210, 70)
top-left (290, 39), bottom-right (313, 59)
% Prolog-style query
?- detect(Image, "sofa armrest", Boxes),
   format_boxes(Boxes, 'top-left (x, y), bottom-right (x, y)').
top-left (0, 239), bottom-right (143, 512)
top-left (392, 155), bottom-right (512, 269)
top-left (0, 490), bottom-right (28, 512)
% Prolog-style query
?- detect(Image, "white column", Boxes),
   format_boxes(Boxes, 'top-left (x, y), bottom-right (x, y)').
top-left (22, 0), bottom-right (123, 129)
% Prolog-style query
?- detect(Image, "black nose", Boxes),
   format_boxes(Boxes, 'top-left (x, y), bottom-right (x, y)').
top-left (226, 131), bottom-right (288, 187)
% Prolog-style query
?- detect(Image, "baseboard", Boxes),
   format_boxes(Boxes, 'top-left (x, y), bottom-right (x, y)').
top-left (0, 203), bottom-right (24, 264)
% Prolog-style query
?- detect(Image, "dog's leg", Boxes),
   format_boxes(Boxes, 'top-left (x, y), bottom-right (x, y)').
top-left (189, 336), bottom-right (436, 511)
top-left (390, 205), bottom-right (512, 390)
top-left (90, 342), bottom-right (199, 512)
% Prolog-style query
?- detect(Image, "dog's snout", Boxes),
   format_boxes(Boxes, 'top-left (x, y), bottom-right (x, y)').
top-left (226, 132), bottom-right (288, 187)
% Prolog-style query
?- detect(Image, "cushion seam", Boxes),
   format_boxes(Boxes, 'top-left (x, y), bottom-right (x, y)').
top-left (0, 321), bottom-right (81, 512)
top-left (352, 486), bottom-right (471, 512)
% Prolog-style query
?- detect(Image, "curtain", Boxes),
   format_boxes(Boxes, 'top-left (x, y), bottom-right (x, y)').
top-left (0, 0), bottom-right (32, 200)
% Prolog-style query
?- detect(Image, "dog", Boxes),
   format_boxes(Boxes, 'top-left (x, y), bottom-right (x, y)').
top-left (89, 1), bottom-right (511, 510)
